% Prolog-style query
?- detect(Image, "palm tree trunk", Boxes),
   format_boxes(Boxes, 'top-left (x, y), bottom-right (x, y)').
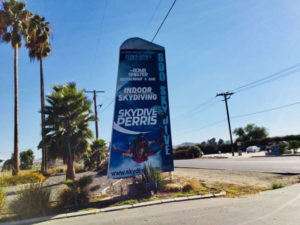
top-left (13, 45), bottom-right (19, 176)
top-left (40, 56), bottom-right (47, 174)
top-left (66, 123), bottom-right (78, 206)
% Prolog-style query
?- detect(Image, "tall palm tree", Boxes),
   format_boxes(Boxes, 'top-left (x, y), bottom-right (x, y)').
top-left (44, 83), bottom-right (94, 180)
top-left (0, 0), bottom-right (31, 175)
top-left (25, 14), bottom-right (51, 175)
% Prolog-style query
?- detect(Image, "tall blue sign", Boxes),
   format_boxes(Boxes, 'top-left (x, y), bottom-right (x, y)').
top-left (108, 37), bottom-right (174, 178)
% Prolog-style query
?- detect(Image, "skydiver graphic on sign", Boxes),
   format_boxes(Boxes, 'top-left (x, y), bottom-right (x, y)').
top-left (113, 133), bottom-right (164, 163)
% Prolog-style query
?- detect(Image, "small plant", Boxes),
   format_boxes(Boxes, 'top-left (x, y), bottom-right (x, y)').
top-left (182, 179), bottom-right (202, 192)
top-left (163, 183), bottom-right (182, 192)
top-left (142, 165), bottom-right (162, 189)
top-left (272, 183), bottom-right (283, 189)
top-left (0, 188), bottom-right (5, 212)
top-left (58, 175), bottom-right (95, 206)
top-left (75, 163), bottom-right (85, 173)
top-left (10, 183), bottom-right (51, 218)
top-left (83, 139), bottom-right (107, 171)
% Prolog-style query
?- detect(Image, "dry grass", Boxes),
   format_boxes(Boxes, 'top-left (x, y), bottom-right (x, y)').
top-left (211, 182), bottom-right (264, 197)
top-left (0, 172), bottom-right (46, 187)
top-left (163, 183), bottom-right (182, 192)
top-left (182, 179), bottom-right (202, 192)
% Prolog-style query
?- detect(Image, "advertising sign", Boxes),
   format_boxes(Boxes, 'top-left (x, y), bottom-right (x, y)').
top-left (108, 37), bottom-right (174, 178)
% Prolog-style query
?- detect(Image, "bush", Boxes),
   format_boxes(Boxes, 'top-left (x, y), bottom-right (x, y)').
top-left (272, 183), bottom-right (283, 189)
top-left (83, 139), bottom-right (107, 171)
top-left (163, 183), bottom-right (182, 192)
top-left (288, 140), bottom-right (300, 154)
top-left (182, 179), bottom-right (202, 192)
top-left (10, 183), bottom-right (51, 218)
top-left (2, 159), bottom-right (13, 172)
top-left (278, 141), bottom-right (289, 155)
top-left (20, 149), bottom-right (34, 170)
top-left (142, 166), bottom-right (162, 189)
top-left (173, 145), bottom-right (203, 159)
top-left (97, 159), bottom-right (108, 175)
top-left (75, 163), bottom-right (85, 173)
top-left (77, 175), bottom-right (93, 189)
top-left (0, 172), bottom-right (45, 187)
top-left (186, 146), bottom-right (202, 158)
top-left (58, 175), bottom-right (94, 206)
top-left (0, 188), bottom-right (5, 212)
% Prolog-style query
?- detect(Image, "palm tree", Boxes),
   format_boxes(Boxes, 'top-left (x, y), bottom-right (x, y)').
top-left (25, 14), bottom-right (51, 175)
top-left (0, 0), bottom-right (31, 175)
top-left (44, 83), bottom-right (94, 180)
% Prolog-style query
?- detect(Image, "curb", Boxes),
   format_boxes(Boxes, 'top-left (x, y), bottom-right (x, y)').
top-left (0, 191), bottom-right (226, 225)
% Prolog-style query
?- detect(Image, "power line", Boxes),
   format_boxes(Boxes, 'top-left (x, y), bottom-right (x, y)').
top-left (231, 100), bottom-right (300, 119)
top-left (173, 97), bottom-right (217, 120)
top-left (230, 62), bottom-right (300, 93)
top-left (178, 99), bottom-right (300, 135)
top-left (151, 0), bottom-right (177, 42)
top-left (176, 62), bottom-right (300, 121)
top-left (145, 0), bottom-right (163, 33)
top-left (100, 98), bottom-right (114, 113)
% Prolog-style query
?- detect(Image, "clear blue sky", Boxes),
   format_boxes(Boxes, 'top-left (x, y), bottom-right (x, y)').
top-left (1, 0), bottom-right (300, 160)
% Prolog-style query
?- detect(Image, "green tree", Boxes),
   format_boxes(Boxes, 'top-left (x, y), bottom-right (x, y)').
top-left (2, 154), bottom-right (13, 171)
top-left (233, 124), bottom-right (268, 142)
top-left (0, 0), bottom-right (31, 175)
top-left (83, 139), bottom-right (107, 171)
top-left (207, 138), bottom-right (217, 146)
top-left (288, 140), bottom-right (300, 154)
top-left (20, 149), bottom-right (34, 170)
top-left (44, 83), bottom-right (94, 180)
top-left (25, 14), bottom-right (51, 175)
top-left (218, 138), bottom-right (225, 146)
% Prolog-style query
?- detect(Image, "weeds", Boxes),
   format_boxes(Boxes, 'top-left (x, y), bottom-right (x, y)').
top-left (0, 172), bottom-right (45, 187)
top-left (272, 183), bottom-right (283, 189)
top-left (10, 183), bottom-right (51, 219)
top-left (0, 188), bottom-right (5, 212)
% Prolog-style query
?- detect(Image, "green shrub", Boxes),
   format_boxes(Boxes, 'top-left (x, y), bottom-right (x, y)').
top-left (58, 175), bottom-right (94, 206)
top-left (10, 183), bottom-right (51, 218)
top-left (272, 183), bottom-right (283, 189)
top-left (2, 159), bottom-right (13, 172)
top-left (97, 159), bottom-right (108, 175)
top-left (20, 149), bottom-right (34, 170)
top-left (142, 166), bottom-right (162, 189)
top-left (83, 139), bottom-right (107, 171)
top-left (173, 145), bottom-right (203, 159)
top-left (288, 140), bottom-right (300, 154)
top-left (186, 146), bottom-right (202, 158)
top-left (75, 163), bottom-right (85, 173)
top-left (278, 142), bottom-right (289, 155)
top-left (0, 188), bottom-right (5, 212)
top-left (78, 175), bottom-right (93, 189)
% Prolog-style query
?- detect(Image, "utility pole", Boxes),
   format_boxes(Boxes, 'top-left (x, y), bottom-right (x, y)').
top-left (216, 92), bottom-right (235, 156)
top-left (85, 90), bottom-right (104, 139)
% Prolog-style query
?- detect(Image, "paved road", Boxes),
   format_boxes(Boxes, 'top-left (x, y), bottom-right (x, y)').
top-left (174, 156), bottom-right (300, 174)
top-left (36, 183), bottom-right (300, 225)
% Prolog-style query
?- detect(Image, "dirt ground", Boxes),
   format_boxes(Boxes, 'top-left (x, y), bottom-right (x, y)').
top-left (173, 168), bottom-right (300, 189)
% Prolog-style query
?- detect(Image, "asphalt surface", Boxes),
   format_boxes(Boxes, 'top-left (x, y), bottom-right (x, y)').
top-left (174, 156), bottom-right (300, 174)
top-left (35, 183), bottom-right (300, 225)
